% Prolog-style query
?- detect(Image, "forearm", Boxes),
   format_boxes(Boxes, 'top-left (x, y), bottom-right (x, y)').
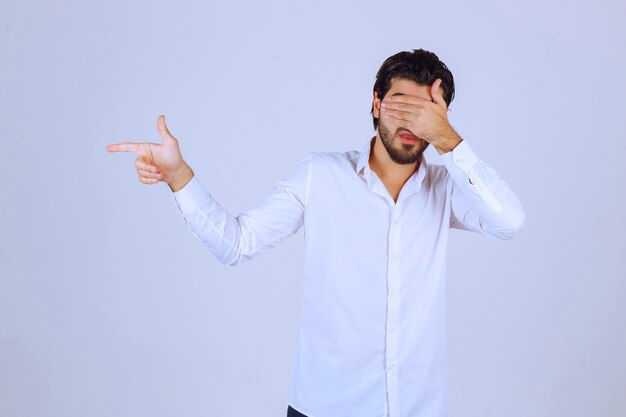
top-left (170, 174), bottom-right (247, 265)
top-left (170, 154), bottom-right (313, 265)
top-left (443, 141), bottom-right (525, 239)
top-left (433, 128), bottom-right (463, 155)
top-left (450, 169), bottom-right (525, 239)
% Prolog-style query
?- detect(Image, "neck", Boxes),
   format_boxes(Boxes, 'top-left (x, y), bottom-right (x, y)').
top-left (368, 135), bottom-right (421, 184)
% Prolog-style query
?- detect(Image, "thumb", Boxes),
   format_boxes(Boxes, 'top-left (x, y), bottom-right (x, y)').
top-left (431, 78), bottom-right (446, 109)
top-left (157, 114), bottom-right (178, 144)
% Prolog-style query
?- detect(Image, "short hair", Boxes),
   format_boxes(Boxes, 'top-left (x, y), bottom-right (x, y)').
top-left (371, 49), bottom-right (455, 130)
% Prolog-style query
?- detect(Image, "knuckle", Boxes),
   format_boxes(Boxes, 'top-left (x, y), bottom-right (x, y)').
top-left (139, 169), bottom-right (154, 178)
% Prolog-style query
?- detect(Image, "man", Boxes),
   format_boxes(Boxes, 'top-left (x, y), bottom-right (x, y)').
top-left (106, 48), bottom-right (525, 417)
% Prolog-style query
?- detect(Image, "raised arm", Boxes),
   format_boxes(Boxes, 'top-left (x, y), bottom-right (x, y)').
top-left (379, 78), bottom-right (524, 239)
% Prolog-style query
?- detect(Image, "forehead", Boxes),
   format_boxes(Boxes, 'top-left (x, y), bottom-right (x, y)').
top-left (386, 77), bottom-right (433, 100)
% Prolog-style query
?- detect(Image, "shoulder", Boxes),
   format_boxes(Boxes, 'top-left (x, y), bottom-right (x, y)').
top-left (300, 150), bottom-right (359, 171)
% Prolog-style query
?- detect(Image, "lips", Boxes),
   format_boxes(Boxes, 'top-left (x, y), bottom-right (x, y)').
top-left (399, 130), bottom-right (418, 140)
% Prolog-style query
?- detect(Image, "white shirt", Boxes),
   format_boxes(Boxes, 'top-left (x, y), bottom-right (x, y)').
top-left (171, 137), bottom-right (525, 417)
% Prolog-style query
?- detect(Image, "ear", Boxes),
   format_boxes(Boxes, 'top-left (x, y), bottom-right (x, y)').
top-left (372, 91), bottom-right (381, 118)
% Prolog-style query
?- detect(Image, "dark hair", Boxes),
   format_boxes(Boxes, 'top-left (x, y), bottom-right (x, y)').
top-left (371, 48), bottom-right (455, 130)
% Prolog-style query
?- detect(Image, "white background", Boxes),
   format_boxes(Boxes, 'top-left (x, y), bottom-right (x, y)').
top-left (1, 0), bottom-right (624, 416)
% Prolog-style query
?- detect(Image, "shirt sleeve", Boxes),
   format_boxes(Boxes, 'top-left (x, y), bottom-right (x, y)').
top-left (171, 153), bottom-right (314, 265)
top-left (440, 140), bottom-right (525, 239)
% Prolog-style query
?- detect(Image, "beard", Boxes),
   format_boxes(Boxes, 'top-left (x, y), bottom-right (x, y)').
top-left (378, 117), bottom-right (429, 165)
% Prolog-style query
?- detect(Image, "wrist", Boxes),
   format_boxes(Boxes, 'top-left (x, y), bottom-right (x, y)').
top-left (435, 129), bottom-right (462, 155)
top-left (168, 162), bottom-right (194, 192)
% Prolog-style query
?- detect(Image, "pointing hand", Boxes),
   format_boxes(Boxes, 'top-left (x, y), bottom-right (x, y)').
top-left (106, 115), bottom-right (193, 190)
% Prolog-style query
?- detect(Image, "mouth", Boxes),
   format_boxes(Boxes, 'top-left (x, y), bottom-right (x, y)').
top-left (398, 130), bottom-right (419, 144)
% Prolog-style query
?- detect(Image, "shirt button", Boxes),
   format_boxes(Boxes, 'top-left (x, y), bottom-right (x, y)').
top-left (390, 324), bottom-right (397, 331)
top-left (456, 158), bottom-right (464, 163)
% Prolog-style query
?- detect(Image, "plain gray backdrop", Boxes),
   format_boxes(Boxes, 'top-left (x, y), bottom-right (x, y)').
top-left (1, 0), bottom-right (625, 416)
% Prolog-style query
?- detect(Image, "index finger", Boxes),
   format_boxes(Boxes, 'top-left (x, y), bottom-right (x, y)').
top-left (106, 142), bottom-right (141, 153)
top-left (383, 94), bottom-right (433, 105)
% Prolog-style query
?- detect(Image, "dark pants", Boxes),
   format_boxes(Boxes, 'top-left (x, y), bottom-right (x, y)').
top-left (287, 405), bottom-right (309, 417)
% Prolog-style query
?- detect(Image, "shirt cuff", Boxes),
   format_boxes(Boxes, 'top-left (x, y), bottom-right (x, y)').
top-left (440, 139), bottom-right (480, 177)
top-left (441, 140), bottom-right (504, 213)
top-left (171, 174), bottom-right (209, 215)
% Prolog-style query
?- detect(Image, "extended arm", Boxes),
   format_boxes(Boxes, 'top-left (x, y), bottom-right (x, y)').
top-left (171, 154), bottom-right (314, 265)
top-left (105, 115), bottom-right (313, 266)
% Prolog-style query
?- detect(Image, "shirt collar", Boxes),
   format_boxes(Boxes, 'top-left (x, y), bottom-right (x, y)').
top-left (356, 136), bottom-right (376, 176)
